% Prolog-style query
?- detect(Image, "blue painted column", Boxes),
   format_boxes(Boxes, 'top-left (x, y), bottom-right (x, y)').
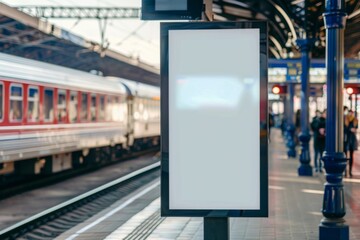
top-left (296, 39), bottom-right (313, 176)
top-left (286, 82), bottom-right (296, 158)
top-left (319, 0), bottom-right (349, 239)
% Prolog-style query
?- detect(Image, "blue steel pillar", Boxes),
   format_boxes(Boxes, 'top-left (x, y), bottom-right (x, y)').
top-left (319, 0), bottom-right (349, 239)
top-left (296, 39), bottom-right (313, 176)
top-left (286, 82), bottom-right (296, 158)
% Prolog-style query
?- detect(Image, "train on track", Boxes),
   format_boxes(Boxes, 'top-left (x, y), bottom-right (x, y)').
top-left (0, 53), bottom-right (160, 178)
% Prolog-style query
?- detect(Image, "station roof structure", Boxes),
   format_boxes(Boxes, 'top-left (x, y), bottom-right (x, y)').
top-left (0, 1), bottom-right (359, 82)
top-left (212, 0), bottom-right (360, 59)
top-left (0, 3), bottom-right (160, 86)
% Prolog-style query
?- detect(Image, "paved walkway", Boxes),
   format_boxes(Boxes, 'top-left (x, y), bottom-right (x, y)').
top-left (57, 129), bottom-right (360, 240)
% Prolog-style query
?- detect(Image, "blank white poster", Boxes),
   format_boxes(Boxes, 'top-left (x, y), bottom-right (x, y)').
top-left (168, 28), bottom-right (260, 210)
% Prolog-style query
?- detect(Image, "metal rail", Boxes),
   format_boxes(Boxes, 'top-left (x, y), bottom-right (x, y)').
top-left (0, 161), bottom-right (160, 239)
top-left (0, 148), bottom-right (160, 199)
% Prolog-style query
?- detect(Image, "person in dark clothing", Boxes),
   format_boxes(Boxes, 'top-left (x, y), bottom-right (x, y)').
top-left (344, 106), bottom-right (349, 154)
top-left (311, 110), bottom-right (321, 172)
top-left (295, 109), bottom-right (301, 129)
top-left (269, 110), bottom-right (275, 142)
top-left (315, 110), bottom-right (326, 173)
top-left (295, 109), bottom-right (301, 145)
top-left (344, 110), bottom-right (358, 177)
top-left (281, 115), bottom-right (287, 136)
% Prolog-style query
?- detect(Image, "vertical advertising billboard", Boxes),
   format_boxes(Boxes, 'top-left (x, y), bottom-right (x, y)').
top-left (161, 22), bottom-right (268, 217)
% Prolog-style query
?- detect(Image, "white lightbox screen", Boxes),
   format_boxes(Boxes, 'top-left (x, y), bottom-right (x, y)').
top-left (156, 0), bottom-right (187, 11)
top-left (169, 28), bottom-right (260, 210)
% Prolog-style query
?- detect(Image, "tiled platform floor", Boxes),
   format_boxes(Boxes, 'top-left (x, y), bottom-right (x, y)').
top-left (57, 129), bottom-right (360, 240)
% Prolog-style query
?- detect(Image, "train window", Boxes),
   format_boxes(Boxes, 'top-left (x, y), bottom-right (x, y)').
top-left (99, 95), bottom-right (105, 121)
top-left (58, 90), bottom-right (67, 123)
top-left (119, 95), bottom-right (127, 122)
top-left (139, 99), bottom-right (144, 112)
top-left (28, 86), bottom-right (39, 122)
top-left (69, 91), bottom-right (78, 123)
top-left (158, 101), bottom-right (160, 118)
top-left (139, 99), bottom-right (145, 120)
top-left (149, 100), bottom-right (154, 119)
top-left (134, 98), bottom-right (140, 120)
top-left (44, 89), bottom-right (54, 122)
top-left (112, 97), bottom-right (120, 122)
top-left (150, 100), bottom-right (153, 118)
top-left (156, 101), bottom-right (160, 118)
top-left (10, 85), bottom-right (23, 122)
top-left (0, 83), bottom-right (3, 121)
top-left (153, 100), bottom-right (157, 119)
top-left (106, 96), bottom-right (113, 121)
top-left (143, 99), bottom-right (149, 121)
top-left (91, 94), bottom-right (97, 122)
top-left (81, 93), bottom-right (88, 121)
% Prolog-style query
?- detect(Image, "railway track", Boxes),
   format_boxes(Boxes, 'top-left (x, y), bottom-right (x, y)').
top-left (0, 148), bottom-right (159, 200)
top-left (0, 162), bottom-right (160, 240)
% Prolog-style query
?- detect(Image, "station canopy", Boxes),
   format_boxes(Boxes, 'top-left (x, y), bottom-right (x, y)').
top-left (0, 1), bottom-right (359, 83)
top-left (213, 0), bottom-right (360, 59)
top-left (0, 3), bottom-right (160, 86)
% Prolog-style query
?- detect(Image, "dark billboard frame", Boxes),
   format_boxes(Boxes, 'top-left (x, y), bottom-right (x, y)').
top-left (141, 0), bottom-right (202, 20)
top-left (161, 21), bottom-right (268, 217)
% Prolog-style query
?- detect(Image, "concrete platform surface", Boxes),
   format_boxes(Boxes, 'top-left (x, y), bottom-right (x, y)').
top-left (56, 129), bottom-right (360, 240)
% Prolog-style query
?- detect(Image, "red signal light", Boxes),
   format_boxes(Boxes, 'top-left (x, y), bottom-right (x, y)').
top-left (272, 86), bottom-right (281, 94)
top-left (347, 87), bottom-right (354, 95)
top-left (271, 85), bottom-right (286, 95)
top-left (272, 86), bottom-right (280, 94)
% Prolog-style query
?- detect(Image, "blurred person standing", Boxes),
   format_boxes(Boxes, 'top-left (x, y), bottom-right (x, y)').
top-left (316, 110), bottom-right (326, 173)
top-left (344, 109), bottom-right (358, 177)
top-left (311, 110), bottom-right (321, 172)
top-left (344, 106), bottom-right (349, 154)
top-left (269, 108), bottom-right (275, 142)
top-left (281, 114), bottom-right (287, 136)
top-left (295, 109), bottom-right (301, 145)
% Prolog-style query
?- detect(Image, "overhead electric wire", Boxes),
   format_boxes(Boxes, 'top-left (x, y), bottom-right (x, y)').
top-left (116, 22), bottom-right (147, 46)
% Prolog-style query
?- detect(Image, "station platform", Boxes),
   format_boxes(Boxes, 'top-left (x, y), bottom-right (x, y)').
top-left (56, 129), bottom-right (360, 240)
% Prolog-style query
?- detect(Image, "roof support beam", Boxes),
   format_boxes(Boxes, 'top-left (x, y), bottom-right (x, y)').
top-left (16, 7), bottom-right (140, 19)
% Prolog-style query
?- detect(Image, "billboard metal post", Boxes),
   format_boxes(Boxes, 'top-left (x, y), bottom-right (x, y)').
top-left (204, 218), bottom-right (229, 240)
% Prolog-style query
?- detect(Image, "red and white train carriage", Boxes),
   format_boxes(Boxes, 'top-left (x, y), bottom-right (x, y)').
top-left (0, 53), bottom-right (160, 177)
